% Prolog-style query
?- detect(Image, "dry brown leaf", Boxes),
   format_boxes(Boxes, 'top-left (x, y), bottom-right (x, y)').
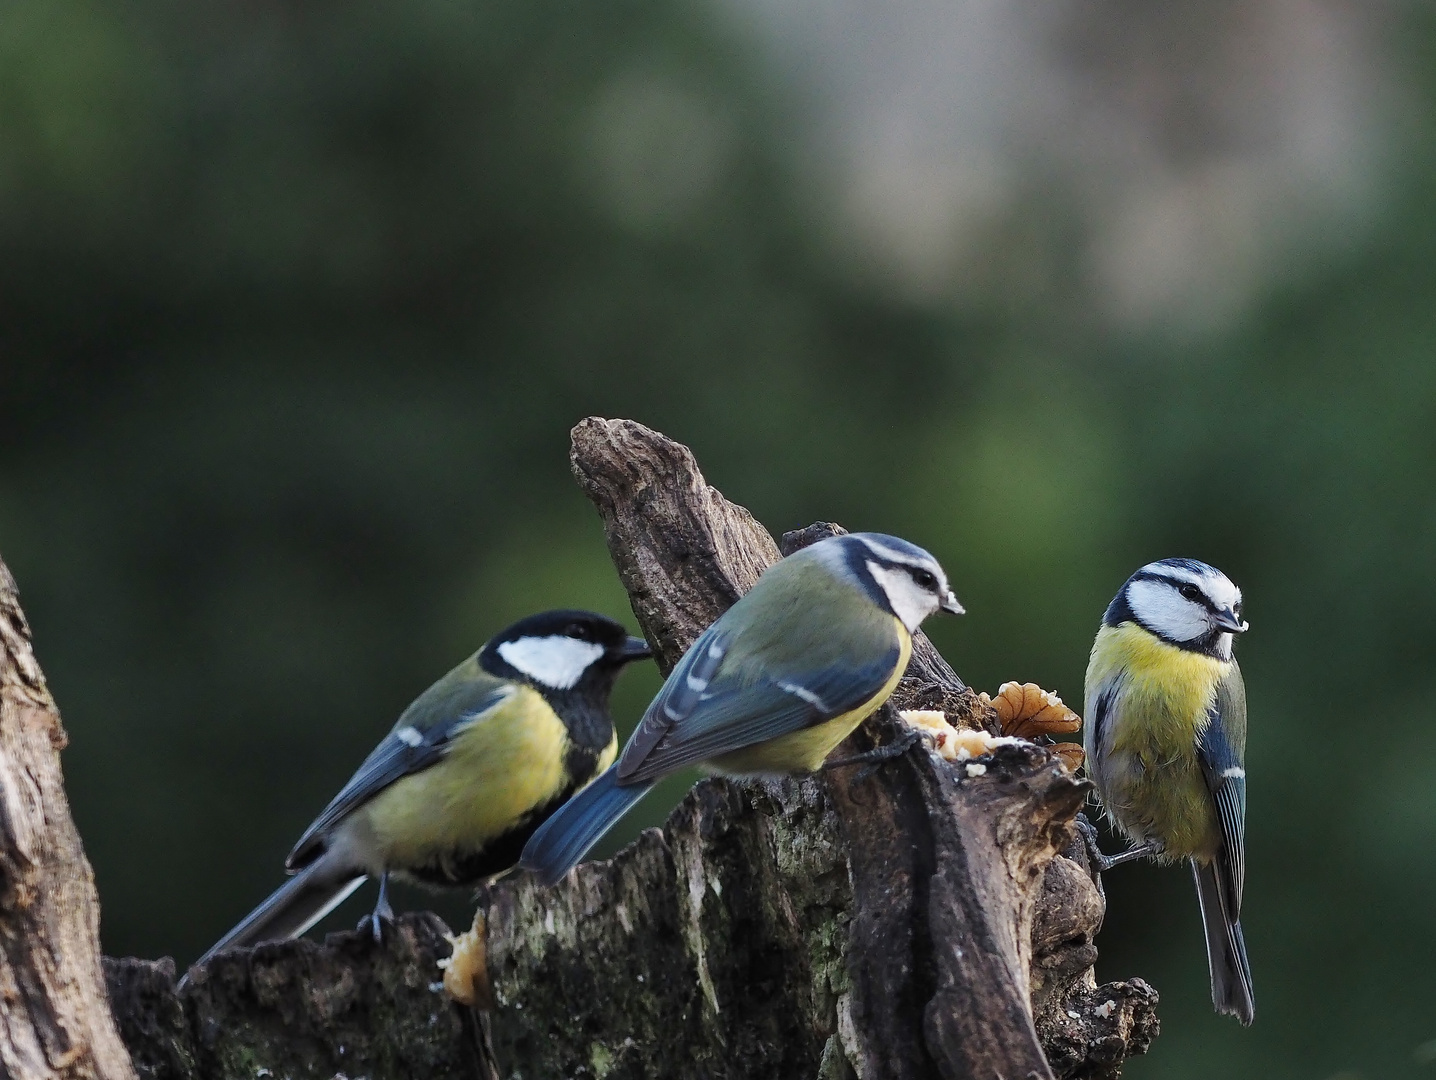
top-left (981, 681), bottom-right (1082, 739)
top-left (1050, 742), bottom-right (1085, 773)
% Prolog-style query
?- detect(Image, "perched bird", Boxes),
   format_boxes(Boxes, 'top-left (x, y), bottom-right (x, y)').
top-left (187, 610), bottom-right (651, 977)
top-left (520, 532), bottom-right (963, 886)
top-left (1083, 558), bottom-right (1254, 1025)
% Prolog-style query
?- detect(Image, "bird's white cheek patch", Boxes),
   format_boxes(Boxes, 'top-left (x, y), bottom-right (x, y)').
top-left (497, 636), bottom-right (606, 690)
top-left (1126, 579), bottom-right (1209, 642)
top-left (866, 560), bottom-right (935, 632)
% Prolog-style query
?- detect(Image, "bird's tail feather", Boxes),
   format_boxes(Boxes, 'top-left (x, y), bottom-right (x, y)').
top-left (520, 767), bottom-right (653, 886)
top-left (1192, 859), bottom-right (1255, 1025)
top-left (186, 864), bottom-right (367, 980)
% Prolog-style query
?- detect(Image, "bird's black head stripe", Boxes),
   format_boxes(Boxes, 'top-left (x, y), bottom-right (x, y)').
top-left (840, 538), bottom-right (891, 611)
top-left (1128, 569), bottom-right (1224, 615)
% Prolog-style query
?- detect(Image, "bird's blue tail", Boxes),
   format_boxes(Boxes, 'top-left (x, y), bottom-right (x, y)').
top-left (520, 767), bottom-right (653, 886)
top-left (1192, 858), bottom-right (1255, 1025)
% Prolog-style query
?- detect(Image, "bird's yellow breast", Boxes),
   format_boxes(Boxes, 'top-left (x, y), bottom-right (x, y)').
top-left (1086, 623), bottom-right (1231, 859)
top-left (1089, 624), bottom-right (1230, 749)
top-left (363, 685), bottom-right (577, 866)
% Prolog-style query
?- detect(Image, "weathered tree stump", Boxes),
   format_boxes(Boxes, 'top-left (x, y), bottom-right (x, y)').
top-left (16, 417), bottom-right (1159, 1080)
top-left (477, 419), bottom-right (1157, 1080)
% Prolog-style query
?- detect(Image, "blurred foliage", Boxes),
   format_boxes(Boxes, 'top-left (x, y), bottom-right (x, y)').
top-left (1, 1), bottom-right (1434, 1078)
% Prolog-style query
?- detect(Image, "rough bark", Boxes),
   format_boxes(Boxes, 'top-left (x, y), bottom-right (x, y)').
top-left (104, 916), bottom-right (487, 1080)
top-left (0, 559), bottom-right (138, 1080)
top-left (106, 417), bottom-right (1159, 1079)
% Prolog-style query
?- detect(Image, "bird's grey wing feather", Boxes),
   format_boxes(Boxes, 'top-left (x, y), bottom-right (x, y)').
top-left (616, 623), bottom-right (729, 777)
top-left (1197, 669), bottom-right (1248, 911)
top-left (617, 632), bottom-right (900, 783)
top-left (286, 683), bottom-right (513, 869)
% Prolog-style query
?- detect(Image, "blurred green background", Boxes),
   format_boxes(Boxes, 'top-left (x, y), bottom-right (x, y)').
top-left (1, 0), bottom-right (1433, 1077)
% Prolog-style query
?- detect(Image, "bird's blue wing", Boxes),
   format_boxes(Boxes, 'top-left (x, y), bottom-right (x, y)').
top-left (616, 622), bottom-right (902, 783)
top-left (617, 623), bottom-right (727, 775)
top-left (1197, 666), bottom-right (1248, 912)
top-left (286, 681), bottom-right (513, 869)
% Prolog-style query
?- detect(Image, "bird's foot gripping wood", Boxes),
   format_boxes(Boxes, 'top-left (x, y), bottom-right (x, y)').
top-left (1074, 814), bottom-right (1163, 874)
top-left (1095, 842), bottom-right (1163, 873)
top-left (821, 724), bottom-right (923, 776)
top-left (358, 872), bottom-right (396, 943)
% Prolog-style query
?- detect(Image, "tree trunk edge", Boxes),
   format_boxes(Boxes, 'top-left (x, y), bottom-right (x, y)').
top-left (0, 557), bottom-right (139, 1080)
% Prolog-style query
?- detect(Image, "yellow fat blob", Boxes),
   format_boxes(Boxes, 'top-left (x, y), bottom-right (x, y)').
top-left (365, 685), bottom-right (572, 866)
top-left (1088, 623), bottom-right (1230, 861)
top-left (710, 620), bottom-right (912, 775)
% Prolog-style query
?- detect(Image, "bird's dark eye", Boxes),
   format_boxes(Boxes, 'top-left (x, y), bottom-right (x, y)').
top-left (1179, 584), bottom-right (1202, 602)
top-left (565, 623), bottom-right (590, 640)
top-left (910, 568), bottom-right (938, 591)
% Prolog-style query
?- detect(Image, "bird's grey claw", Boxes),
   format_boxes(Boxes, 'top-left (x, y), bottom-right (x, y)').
top-left (823, 726), bottom-right (922, 773)
top-left (362, 873), bottom-right (396, 943)
top-left (1077, 823), bottom-right (1161, 874)
top-left (1075, 814), bottom-right (1107, 870)
top-left (358, 909), bottom-right (395, 944)
top-left (1073, 813), bottom-right (1110, 912)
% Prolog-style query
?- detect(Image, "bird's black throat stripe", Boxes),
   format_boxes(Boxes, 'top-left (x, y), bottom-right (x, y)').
top-left (546, 691), bottom-right (620, 756)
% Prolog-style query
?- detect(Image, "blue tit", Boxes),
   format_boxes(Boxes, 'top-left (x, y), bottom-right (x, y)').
top-left (519, 533), bottom-right (963, 886)
top-left (187, 610), bottom-right (651, 977)
top-left (1084, 558), bottom-right (1254, 1025)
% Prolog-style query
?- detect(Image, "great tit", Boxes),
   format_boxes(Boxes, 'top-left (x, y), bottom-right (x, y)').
top-left (519, 533), bottom-right (963, 886)
top-left (1084, 558), bottom-right (1254, 1025)
top-left (188, 610), bottom-right (651, 976)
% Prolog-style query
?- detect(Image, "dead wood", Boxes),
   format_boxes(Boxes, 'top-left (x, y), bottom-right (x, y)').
top-left (0, 559), bottom-right (137, 1080)
top-left (104, 417), bottom-right (1158, 1079)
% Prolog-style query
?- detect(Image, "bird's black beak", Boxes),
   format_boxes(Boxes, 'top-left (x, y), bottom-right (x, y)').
top-left (618, 635), bottom-right (654, 661)
top-left (1213, 609), bottom-right (1249, 634)
top-left (939, 590), bottom-right (965, 616)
